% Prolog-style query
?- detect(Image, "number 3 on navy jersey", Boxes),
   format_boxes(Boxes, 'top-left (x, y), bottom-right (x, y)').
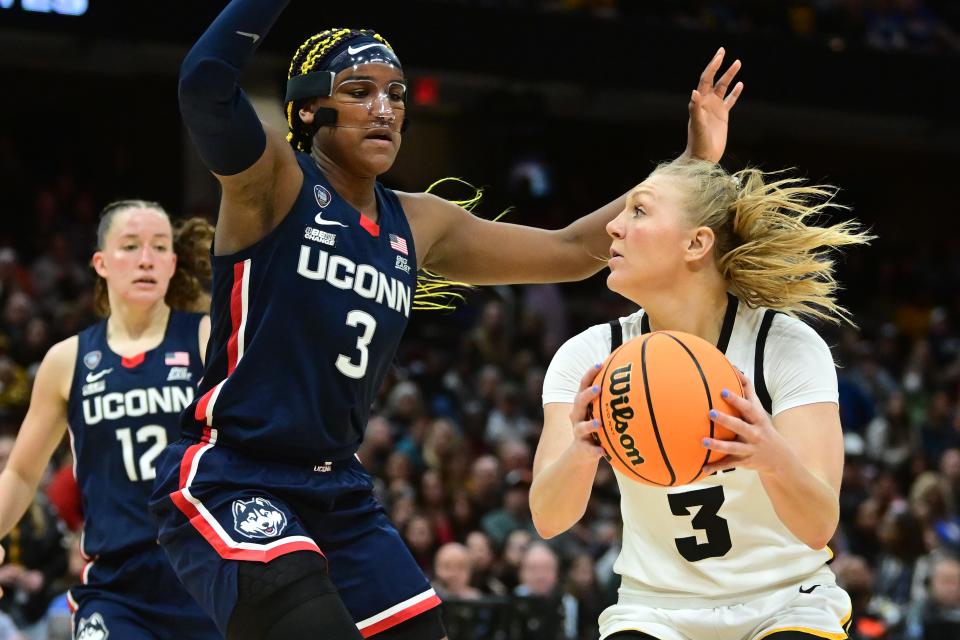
top-left (668, 485), bottom-right (732, 561)
top-left (336, 310), bottom-right (377, 379)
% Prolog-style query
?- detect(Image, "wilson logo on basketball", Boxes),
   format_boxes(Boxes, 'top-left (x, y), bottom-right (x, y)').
top-left (608, 364), bottom-right (645, 466)
top-left (592, 331), bottom-right (740, 487)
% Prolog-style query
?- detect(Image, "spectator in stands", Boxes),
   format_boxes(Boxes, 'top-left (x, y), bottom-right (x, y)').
top-left (433, 542), bottom-right (482, 600)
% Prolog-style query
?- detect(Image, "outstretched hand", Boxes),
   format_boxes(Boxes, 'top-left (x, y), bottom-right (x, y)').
top-left (684, 47), bottom-right (744, 164)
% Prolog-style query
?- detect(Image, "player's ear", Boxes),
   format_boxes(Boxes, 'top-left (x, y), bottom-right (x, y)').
top-left (685, 226), bottom-right (715, 262)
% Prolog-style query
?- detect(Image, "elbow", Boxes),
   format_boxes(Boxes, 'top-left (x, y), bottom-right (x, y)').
top-left (531, 516), bottom-right (563, 540)
top-left (803, 516), bottom-right (839, 551)
top-left (178, 57), bottom-right (239, 130)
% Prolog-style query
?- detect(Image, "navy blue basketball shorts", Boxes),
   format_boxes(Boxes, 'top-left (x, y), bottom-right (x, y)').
top-left (68, 544), bottom-right (220, 639)
top-left (150, 436), bottom-right (441, 637)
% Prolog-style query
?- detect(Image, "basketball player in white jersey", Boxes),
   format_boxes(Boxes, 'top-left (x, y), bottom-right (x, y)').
top-left (530, 160), bottom-right (872, 640)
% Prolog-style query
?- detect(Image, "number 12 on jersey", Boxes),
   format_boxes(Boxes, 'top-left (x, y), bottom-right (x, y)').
top-left (116, 425), bottom-right (168, 482)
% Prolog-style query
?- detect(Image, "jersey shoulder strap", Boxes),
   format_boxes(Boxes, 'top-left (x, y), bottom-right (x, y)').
top-left (754, 309), bottom-right (780, 415)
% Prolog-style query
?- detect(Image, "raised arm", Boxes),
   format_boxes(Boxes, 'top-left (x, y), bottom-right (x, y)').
top-left (408, 49), bottom-right (743, 285)
top-left (0, 338), bottom-right (74, 570)
top-left (179, 0), bottom-right (302, 253)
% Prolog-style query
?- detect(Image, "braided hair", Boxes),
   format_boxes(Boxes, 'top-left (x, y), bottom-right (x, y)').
top-left (285, 29), bottom-right (397, 152)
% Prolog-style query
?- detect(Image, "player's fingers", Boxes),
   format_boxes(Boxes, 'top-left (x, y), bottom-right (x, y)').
top-left (713, 59), bottom-right (741, 97)
top-left (702, 437), bottom-right (750, 457)
top-left (572, 418), bottom-right (600, 440)
top-left (724, 81), bottom-right (744, 108)
top-left (719, 388), bottom-right (752, 414)
top-left (697, 47), bottom-right (725, 94)
top-left (709, 408), bottom-right (759, 441)
top-left (732, 371), bottom-right (766, 416)
top-left (701, 459), bottom-right (742, 476)
top-left (578, 362), bottom-right (602, 390)
top-left (570, 381), bottom-right (600, 422)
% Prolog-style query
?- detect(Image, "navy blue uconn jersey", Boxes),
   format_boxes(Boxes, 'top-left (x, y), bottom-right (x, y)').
top-left (67, 311), bottom-right (204, 557)
top-left (182, 152), bottom-right (417, 462)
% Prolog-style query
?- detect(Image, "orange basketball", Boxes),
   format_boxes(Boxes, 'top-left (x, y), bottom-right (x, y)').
top-left (589, 330), bottom-right (742, 486)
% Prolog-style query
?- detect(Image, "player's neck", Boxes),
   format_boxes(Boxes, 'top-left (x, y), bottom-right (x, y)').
top-left (642, 279), bottom-right (730, 346)
top-left (107, 301), bottom-right (170, 344)
top-left (312, 153), bottom-right (379, 222)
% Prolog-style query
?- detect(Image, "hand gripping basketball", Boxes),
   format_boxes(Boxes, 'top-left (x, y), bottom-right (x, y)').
top-left (589, 331), bottom-right (742, 486)
top-left (568, 363), bottom-right (606, 462)
top-left (700, 370), bottom-right (793, 477)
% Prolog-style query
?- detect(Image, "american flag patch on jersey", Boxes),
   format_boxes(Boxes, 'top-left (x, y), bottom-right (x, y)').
top-left (389, 234), bottom-right (408, 255)
top-left (165, 351), bottom-right (190, 366)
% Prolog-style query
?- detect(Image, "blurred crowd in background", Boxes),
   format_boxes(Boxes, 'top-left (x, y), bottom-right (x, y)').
top-left (432, 0), bottom-right (960, 53)
top-left (0, 153), bottom-right (958, 640)
top-left (0, 0), bottom-right (958, 639)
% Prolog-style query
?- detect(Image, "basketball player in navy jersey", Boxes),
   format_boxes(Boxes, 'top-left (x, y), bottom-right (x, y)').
top-left (148, 1), bottom-right (743, 638)
top-left (0, 201), bottom-right (220, 639)
top-left (532, 161), bottom-right (873, 639)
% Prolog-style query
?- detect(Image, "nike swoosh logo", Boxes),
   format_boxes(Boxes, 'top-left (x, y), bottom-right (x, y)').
top-left (315, 212), bottom-right (347, 227)
top-left (85, 368), bottom-right (113, 383)
top-left (236, 31), bottom-right (260, 43)
top-left (347, 43), bottom-right (387, 55)
top-left (799, 584), bottom-right (820, 594)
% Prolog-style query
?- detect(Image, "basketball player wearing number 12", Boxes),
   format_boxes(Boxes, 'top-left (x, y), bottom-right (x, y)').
top-left (532, 160), bottom-right (873, 639)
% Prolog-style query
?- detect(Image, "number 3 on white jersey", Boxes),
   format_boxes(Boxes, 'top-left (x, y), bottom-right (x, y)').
top-left (337, 310), bottom-right (377, 379)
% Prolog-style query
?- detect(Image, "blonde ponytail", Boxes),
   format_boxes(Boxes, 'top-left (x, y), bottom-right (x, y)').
top-left (653, 159), bottom-right (874, 324)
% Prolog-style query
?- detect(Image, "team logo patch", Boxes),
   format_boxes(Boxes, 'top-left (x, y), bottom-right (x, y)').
top-left (83, 350), bottom-right (102, 370)
top-left (314, 184), bottom-right (332, 208)
top-left (76, 612), bottom-right (109, 640)
top-left (167, 366), bottom-right (192, 382)
top-left (232, 497), bottom-right (288, 539)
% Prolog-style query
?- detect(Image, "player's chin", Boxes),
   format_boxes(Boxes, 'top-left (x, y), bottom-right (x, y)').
top-left (125, 286), bottom-right (168, 304)
top-left (359, 150), bottom-right (398, 176)
top-left (605, 271), bottom-right (634, 298)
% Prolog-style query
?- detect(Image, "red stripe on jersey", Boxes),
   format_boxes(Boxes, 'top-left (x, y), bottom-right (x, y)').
top-left (121, 352), bottom-right (145, 368)
top-left (178, 441), bottom-right (206, 490)
top-left (194, 388), bottom-right (215, 423)
top-left (359, 212), bottom-right (380, 237)
top-left (227, 261), bottom-right (245, 374)
top-left (360, 594), bottom-right (442, 638)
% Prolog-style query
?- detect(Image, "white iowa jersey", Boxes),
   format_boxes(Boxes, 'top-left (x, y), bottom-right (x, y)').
top-left (543, 294), bottom-right (839, 602)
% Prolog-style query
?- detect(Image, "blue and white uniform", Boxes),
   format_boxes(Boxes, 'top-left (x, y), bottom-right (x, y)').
top-left (67, 311), bottom-right (219, 639)
top-left (151, 154), bottom-right (439, 636)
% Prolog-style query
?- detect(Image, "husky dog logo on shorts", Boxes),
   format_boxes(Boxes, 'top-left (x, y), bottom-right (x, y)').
top-left (76, 612), bottom-right (109, 640)
top-left (232, 497), bottom-right (288, 539)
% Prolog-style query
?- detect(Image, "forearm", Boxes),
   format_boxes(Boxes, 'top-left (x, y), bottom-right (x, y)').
top-left (179, 0), bottom-right (291, 174)
top-left (0, 469), bottom-right (39, 539)
top-left (530, 449), bottom-right (599, 539)
top-left (759, 452), bottom-right (839, 549)
top-left (558, 193), bottom-right (626, 278)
